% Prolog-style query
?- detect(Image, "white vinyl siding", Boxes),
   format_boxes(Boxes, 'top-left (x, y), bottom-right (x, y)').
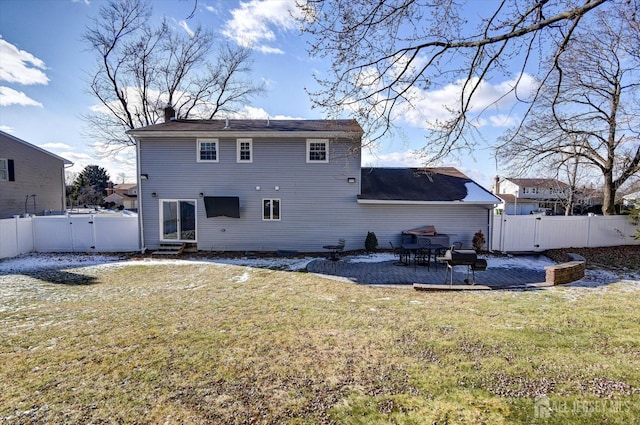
top-left (197, 139), bottom-right (218, 162)
top-left (237, 139), bottom-right (253, 163)
top-left (306, 139), bottom-right (328, 163)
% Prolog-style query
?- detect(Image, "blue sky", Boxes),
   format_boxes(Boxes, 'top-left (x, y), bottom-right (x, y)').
top-left (0, 0), bottom-right (529, 189)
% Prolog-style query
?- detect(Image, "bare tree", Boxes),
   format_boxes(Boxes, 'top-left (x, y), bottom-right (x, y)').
top-left (297, 0), bottom-right (613, 158)
top-left (498, 3), bottom-right (640, 215)
top-left (83, 0), bottom-right (264, 153)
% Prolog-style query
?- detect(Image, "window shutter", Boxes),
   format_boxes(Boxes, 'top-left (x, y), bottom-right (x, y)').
top-left (8, 159), bottom-right (15, 181)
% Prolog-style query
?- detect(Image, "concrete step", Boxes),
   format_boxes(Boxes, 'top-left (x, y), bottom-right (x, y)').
top-left (152, 243), bottom-right (186, 256)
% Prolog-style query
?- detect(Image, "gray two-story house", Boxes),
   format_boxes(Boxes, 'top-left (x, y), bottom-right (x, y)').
top-left (128, 115), bottom-right (499, 252)
top-left (0, 131), bottom-right (72, 219)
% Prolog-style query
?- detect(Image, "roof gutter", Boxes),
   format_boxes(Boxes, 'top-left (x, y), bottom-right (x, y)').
top-left (357, 199), bottom-right (499, 206)
top-left (126, 130), bottom-right (363, 139)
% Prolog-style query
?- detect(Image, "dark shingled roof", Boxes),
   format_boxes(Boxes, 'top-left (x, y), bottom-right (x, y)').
top-left (128, 119), bottom-right (363, 134)
top-left (360, 167), bottom-right (473, 202)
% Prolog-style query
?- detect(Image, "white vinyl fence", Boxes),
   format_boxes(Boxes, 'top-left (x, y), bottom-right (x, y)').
top-left (0, 214), bottom-right (139, 259)
top-left (2, 213), bottom-right (638, 259)
top-left (491, 214), bottom-right (639, 252)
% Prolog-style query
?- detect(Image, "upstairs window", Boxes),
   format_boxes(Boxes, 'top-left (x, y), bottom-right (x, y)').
top-left (237, 139), bottom-right (253, 163)
top-left (197, 139), bottom-right (219, 162)
top-left (0, 159), bottom-right (7, 181)
top-left (0, 159), bottom-right (14, 181)
top-left (306, 139), bottom-right (328, 163)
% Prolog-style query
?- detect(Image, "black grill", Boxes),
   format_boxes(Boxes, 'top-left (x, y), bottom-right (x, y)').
top-left (441, 249), bottom-right (477, 266)
top-left (441, 249), bottom-right (487, 285)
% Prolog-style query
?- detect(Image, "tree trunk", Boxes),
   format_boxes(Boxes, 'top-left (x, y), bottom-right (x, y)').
top-left (602, 173), bottom-right (617, 215)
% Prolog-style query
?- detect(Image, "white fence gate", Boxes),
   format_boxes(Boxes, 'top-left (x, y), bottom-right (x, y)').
top-left (0, 215), bottom-right (139, 259)
top-left (491, 214), bottom-right (639, 252)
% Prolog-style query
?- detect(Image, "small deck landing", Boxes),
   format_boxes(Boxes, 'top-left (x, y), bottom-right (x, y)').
top-left (152, 243), bottom-right (186, 256)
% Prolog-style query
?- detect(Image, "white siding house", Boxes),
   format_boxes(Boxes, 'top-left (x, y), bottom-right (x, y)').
top-left (494, 177), bottom-right (571, 215)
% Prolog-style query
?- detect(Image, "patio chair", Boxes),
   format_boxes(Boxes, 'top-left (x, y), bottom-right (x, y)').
top-left (323, 239), bottom-right (346, 261)
top-left (415, 237), bottom-right (432, 269)
top-left (389, 242), bottom-right (407, 266)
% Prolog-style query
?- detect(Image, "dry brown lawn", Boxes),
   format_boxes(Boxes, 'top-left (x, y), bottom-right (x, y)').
top-left (1, 256), bottom-right (639, 424)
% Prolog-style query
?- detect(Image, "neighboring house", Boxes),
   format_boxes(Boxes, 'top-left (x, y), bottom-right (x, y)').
top-left (127, 115), bottom-right (500, 252)
top-left (104, 183), bottom-right (138, 209)
top-left (623, 191), bottom-right (640, 207)
top-left (0, 131), bottom-right (72, 219)
top-left (573, 187), bottom-right (604, 214)
top-left (493, 177), bottom-right (572, 215)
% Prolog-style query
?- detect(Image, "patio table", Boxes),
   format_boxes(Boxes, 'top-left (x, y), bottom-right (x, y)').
top-left (401, 243), bottom-right (447, 269)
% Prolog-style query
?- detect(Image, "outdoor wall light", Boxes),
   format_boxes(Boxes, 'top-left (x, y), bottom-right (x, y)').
top-left (151, 192), bottom-right (158, 197)
top-left (199, 192), bottom-right (204, 198)
top-left (255, 186), bottom-right (261, 191)
top-left (140, 174), bottom-right (149, 180)
top-left (275, 186), bottom-right (279, 191)
top-left (347, 177), bottom-right (356, 183)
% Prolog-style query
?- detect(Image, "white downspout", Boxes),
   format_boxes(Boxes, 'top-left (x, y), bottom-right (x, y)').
top-left (136, 139), bottom-right (146, 253)
top-left (63, 162), bottom-right (74, 212)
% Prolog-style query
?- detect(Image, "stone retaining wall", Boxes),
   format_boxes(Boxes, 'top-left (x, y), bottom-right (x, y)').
top-left (545, 253), bottom-right (586, 285)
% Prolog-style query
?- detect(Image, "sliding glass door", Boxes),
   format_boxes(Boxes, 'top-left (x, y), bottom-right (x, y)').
top-left (160, 200), bottom-right (196, 241)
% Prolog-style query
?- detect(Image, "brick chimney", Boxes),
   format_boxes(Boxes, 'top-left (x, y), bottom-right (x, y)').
top-left (164, 105), bottom-right (176, 122)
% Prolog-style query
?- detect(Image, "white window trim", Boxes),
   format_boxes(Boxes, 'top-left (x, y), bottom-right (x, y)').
top-left (262, 198), bottom-right (281, 221)
top-left (0, 158), bottom-right (7, 181)
top-left (197, 139), bottom-right (219, 163)
top-left (236, 138), bottom-right (253, 163)
top-left (306, 139), bottom-right (329, 163)
top-left (159, 198), bottom-right (198, 242)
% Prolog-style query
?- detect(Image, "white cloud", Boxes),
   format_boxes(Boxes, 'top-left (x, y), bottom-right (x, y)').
top-left (488, 114), bottom-right (517, 127)
top-left (61, 147), bottom-right (137, 183)
top-left (89, 86), bottom-right (304, 123)
top-left (361, 149), bottom-right (424, 168)
top-left (0, 124), bottom-right (14, 133)
top-left (398, 73), bottom-right (536, 130)
top-left (0, 37), bottom-right (49, 85)
top-left (178, 20), bottom-right (195, 38)
top-left (230, 105), bottom-right (302, 120)
top-left (39, 142), bottom-right (72, 150)
top-left (0, 86), bottom-right (43, 107)
top-left (256, 45), bottom-right (285, 55)
top-left (222, 0), bottom-right (300, 53)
